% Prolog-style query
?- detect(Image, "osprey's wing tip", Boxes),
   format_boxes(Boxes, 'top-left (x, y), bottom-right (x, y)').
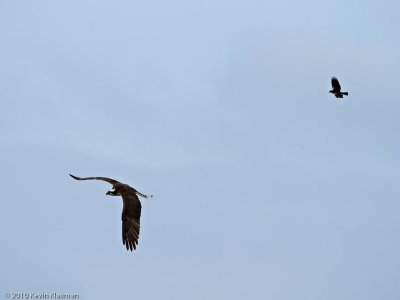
top-left (69, 174), bottom-right (80, 180)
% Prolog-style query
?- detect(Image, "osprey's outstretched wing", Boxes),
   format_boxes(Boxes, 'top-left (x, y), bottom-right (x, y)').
top-left (331, 76), bottom-right (341, 91)
top-left (69, 174), bottom-right (120, 185)
top-left (121, 189), bottom-right (142, 251)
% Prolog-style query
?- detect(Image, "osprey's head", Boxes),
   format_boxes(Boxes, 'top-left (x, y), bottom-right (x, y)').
top-left (106, 188), bottom-right (120, 196)
top-left (329, 90), bottom-right (334, 94)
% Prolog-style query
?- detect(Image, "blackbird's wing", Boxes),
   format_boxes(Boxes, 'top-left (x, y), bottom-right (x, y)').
top-left (121, 189), bottom-right (142, 251)
top-left (331, 76), bottom-right (341, 91)
top-left (69, 174), bottom-right (120, 185)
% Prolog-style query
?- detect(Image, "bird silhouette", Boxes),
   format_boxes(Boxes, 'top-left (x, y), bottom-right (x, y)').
top-left (69, 174), bottom-right (152, 251)
top-left (329, 76), bottom-right (348, 98)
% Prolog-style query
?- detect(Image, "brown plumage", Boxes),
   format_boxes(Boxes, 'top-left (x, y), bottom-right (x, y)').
top-left (329, 76), bottom-right (348, 98)
top-left (69, 174), bottom-right (152, 251)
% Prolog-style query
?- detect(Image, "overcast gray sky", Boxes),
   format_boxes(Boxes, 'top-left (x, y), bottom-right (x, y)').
top-left (1, 1), bottom-right (400, 299)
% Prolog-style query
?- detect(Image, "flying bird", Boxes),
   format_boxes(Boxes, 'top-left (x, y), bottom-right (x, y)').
top-left (69, 174), bottom-right (153, 251)
top-left (329, 76), bottom-right (348, 98)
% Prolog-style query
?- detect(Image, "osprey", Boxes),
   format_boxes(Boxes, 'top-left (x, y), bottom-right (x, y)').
top-left (329, 76), bottom-right (348, 98)
top-left (69, 174), bottom-right (153, 251)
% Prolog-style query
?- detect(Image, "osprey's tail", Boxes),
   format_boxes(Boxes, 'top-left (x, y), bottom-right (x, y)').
top-left (342, 92), bottom-right (348, 96)
top-left (136, 191), bottom-right (153, 199)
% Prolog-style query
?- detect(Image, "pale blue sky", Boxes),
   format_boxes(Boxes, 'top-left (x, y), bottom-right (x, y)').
top-left (1, 1), bottom-right (400, 299)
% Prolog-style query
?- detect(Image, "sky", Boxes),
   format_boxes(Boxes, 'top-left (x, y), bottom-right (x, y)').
top-left (1, 1), bottom-right (400, 299)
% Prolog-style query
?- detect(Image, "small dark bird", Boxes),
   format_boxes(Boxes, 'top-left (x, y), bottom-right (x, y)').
top-left (329, 76), bottom-right (348, 98)
top-left (69, 174), bottom-right (153, 251)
